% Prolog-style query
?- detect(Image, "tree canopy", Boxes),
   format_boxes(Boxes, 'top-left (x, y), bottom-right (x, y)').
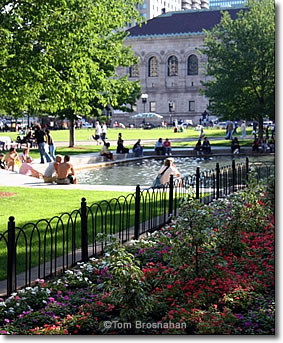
top-left (200, 0), bottom-right (275, 138)
top-left (0, 0), bottom-right (142, 145)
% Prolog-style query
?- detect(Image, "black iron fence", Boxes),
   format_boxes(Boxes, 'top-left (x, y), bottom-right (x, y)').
top-left (0, 158), bottom-right (274, 296)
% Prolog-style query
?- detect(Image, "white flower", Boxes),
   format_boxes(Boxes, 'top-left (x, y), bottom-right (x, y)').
top-left (0, 302), bottom-right (6, 307)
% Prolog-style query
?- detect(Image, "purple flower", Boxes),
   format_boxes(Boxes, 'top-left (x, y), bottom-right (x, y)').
top-left (63, 295), bottom-right (69, 301)
top-left (244, 321), bottom-right (251, 328)
top-left (235, 313), bottom-right (244, 320)
top-left (101, 267), bottom-right (108, 277)
top-left (4, 319), bottom-right (10, 323)
top-left (1, 330), bottom-right (7, 335)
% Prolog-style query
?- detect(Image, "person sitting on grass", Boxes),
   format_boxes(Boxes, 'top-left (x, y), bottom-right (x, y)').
top-left (19, 157), bottom-right (43, 178)
top-left (43, 155), bottom-right (62, 183)
top-left (55, 155), bottom-right (78, 185)
top-left (100, 142), bottom-right (113, 160)
top-left (0, 153), bottom-right (8, 170)
top-left (202, 137), bottom-right (211, 154)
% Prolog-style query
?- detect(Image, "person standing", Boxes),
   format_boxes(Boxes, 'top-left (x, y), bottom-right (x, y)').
top-left (225, 121), bottom-right (234, 140)
top-left (34, 124), bottom-right (52, 164)
top-left (265, 125), bottom-right (269, 140)
top-left (101, 122), bottom-right (107, 143)
top-left (45, 129), bottom-right (56, 161)
top-left (93, 121), bottom-right (102, 145)
top-left (241, 121), bottom-right (246, 139)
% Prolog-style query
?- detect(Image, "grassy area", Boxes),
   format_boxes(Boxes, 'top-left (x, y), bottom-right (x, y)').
top-left (0, 186), bottom-right (174, 280)
top-left (0, 187), bottom-right (134, 280)
top-left (1, 136), bottom-right (254, 160)
top-left (0, 187), bottom-right (131, 229)
top-left (0, 126), bottom-right (253, 142)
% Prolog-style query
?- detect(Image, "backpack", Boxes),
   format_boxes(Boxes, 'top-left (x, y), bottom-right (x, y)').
top-left (151, 166), bottom-right (170, 188)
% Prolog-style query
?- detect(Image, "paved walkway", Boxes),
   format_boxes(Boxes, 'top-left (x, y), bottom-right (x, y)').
top-left (0, 142), bottom-right (254, 190)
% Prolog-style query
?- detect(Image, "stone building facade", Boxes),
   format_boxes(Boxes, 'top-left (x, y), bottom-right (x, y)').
top-left (115, 7), bottom-right (243, 125)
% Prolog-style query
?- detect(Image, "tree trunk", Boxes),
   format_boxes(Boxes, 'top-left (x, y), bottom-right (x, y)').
top-left (257, 115), bottom-right (264, 141)
top-left (69, 118), bottom-right (75, 147)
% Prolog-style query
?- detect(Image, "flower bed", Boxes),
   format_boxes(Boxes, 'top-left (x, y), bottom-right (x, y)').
top-left (0, 177), bottom-right (275, 335)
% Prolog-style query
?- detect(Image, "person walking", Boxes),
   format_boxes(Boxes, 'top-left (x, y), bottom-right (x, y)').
top-left (93, 121), bottom-right (102, 145)
top-left (241, 121), bottom-right (246, 139)
top-left (45, 129), bottom-right (56, 161)
top-left (34, 124), bottom-right (52, 164)
top-left (225, 121), bottom-right (234, 140)
top-left (101, 122), bottom-right (107, 143)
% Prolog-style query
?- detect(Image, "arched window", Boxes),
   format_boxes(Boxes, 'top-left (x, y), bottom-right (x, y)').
top-left (188, 54), bottom-right (198, 75)
top-left (148, 56), bottom-right (159, 77)
top-left (168, 56), bottom-right (178, 76)
top-left (129, 64), bottom-right (139, 77)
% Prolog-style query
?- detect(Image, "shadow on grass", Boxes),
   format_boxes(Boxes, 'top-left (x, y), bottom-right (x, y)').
top-left (0, 187), bottom-right (184, 287)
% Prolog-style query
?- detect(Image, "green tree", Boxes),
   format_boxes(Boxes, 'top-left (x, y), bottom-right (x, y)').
top-left (200, 0), bottom-right (275, 139)
top-left (0, 0), bottom-right (142, 146)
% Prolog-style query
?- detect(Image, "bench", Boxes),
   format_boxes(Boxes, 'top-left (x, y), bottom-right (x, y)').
top-left (0, 136), bottom-right (19, 151)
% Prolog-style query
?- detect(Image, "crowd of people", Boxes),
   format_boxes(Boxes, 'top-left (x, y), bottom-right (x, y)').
top-left (1, 119), bottom-right (275, 190)
top-left (0, 145), bottom-right (77, 185)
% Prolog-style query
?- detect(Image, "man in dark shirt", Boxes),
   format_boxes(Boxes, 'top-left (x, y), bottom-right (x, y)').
top-left (34, 124), bottom-right (52, 164)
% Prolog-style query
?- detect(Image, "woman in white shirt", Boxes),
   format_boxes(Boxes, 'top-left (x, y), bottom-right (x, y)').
top-left (158, 157), bottom-right (181, 185)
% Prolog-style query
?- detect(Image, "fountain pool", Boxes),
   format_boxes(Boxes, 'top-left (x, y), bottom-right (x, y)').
top-left (76, 155), bottom-right (274, 187)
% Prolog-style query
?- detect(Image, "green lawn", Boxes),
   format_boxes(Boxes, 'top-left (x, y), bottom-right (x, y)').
top-left (0, 186), bottom-right (174, 281)
top-left (0, 126), bottom-right (253, 142)
top-left (0, 187), bottom-right (131, 230)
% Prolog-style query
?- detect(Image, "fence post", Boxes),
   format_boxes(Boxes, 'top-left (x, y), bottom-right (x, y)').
top-left (134, 185), bottom-right (141, 240)
top-left (81, 198), bottom-right (88, 262)
top-left (7, 216), bottom-right (16, 296)
top-left (232, 159), bottom-right (236, 192)
top-left (196, 167), bottom-right (200, 200)
top-left (168, 175), bottom-right (174, 217)
top-left (216, 162), bottom-right (220, 199)
top-left (246, 157), bottom-right (249, 183)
